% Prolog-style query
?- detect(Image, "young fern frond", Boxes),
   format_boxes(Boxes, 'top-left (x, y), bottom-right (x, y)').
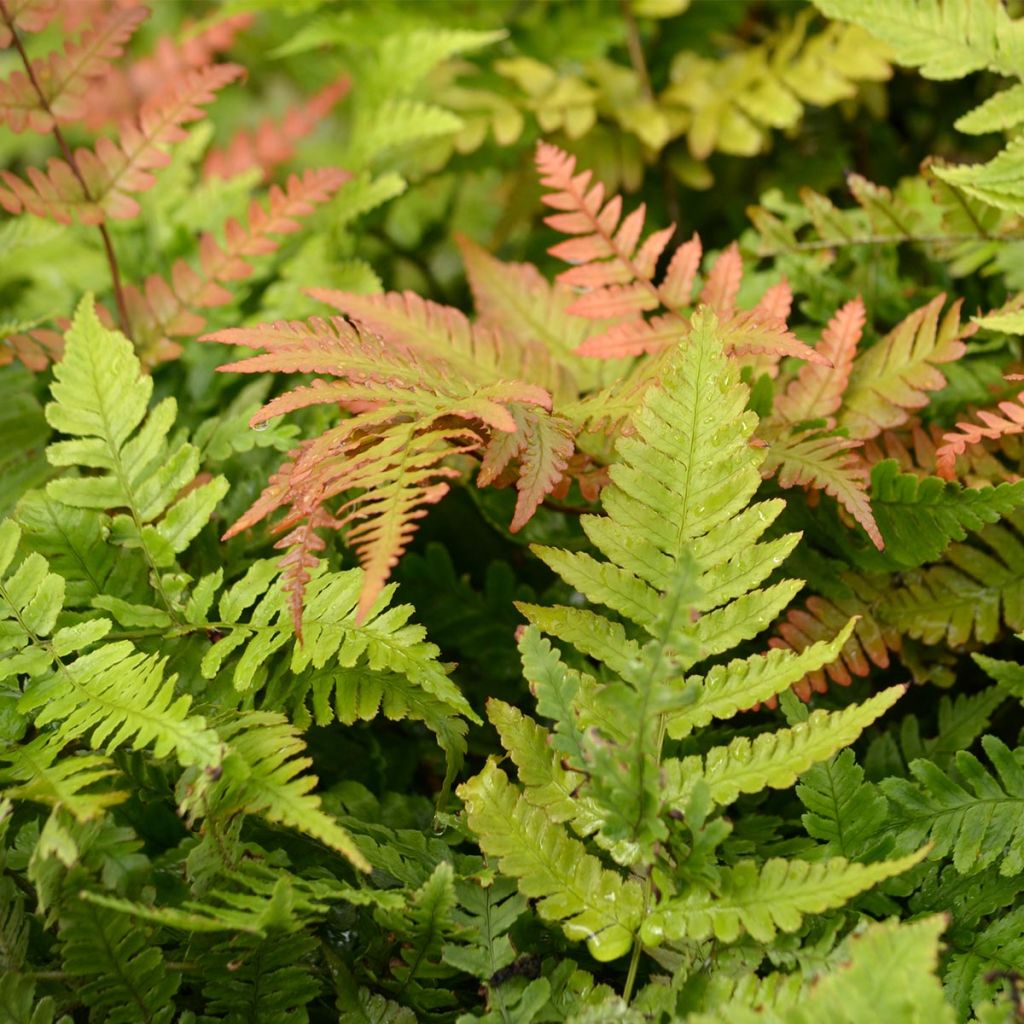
top-left (761, 431), bottom-right (881, 549)
top-left (537, 143), bottom-right (820, 365)
top-left (207, 300), bottom-right (573, 625)
top-left (936, 390), bottom-right (1024, 480)
top-left (837, 295), bottom-right (970, 441)
top-left (44, 297), bottom-right (229, 575)
top-left (203, 75), bottom-right (350, 180)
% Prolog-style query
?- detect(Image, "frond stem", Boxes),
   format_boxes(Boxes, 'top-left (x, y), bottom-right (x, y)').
top-left (0, 0), bottom-right (131, 336)
top-left (758, 229), bottom-right (1024, 256)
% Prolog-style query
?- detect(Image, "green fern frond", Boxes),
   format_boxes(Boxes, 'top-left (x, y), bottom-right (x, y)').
top-left (0, 736), bottom-right (124, 821)
top-left (441, 877), bottom-right (528, 982)
top-left (198, 933), bottom-right (320, 1023)
top-left (945, 906), bottom-right (1024, 1019)
top-left (14, 491), bottom-right (124, 609)
top-left (797, 750), bottom-right (888, 859)
top-left (44, 297), bottom-right (228, 571)
top-left (208, 711), bottom-right (370, 872)
top-left (666, 618), bottom-right (857, 739)
top-left (664, 685), bottom-right (905, 811)
top-left (974, 650), bottom-right (1024, 701)
top-left (59, 899), bottom-right (180, 1024)
top-left (881, 510), bottom-right (1024, 646)
top-left (882, 734), bottom-right (1024, 876)
top-left (641, 849), bottom-right (926, 946)
top-left (199, 563), bottom-right (475, 725)
top-left (0, 974), bottom-right (72, 1024)
top-left (861, 461), bottom-right (1024, 570)
top-left (813, 0), bottom-right (1024, 79)
top-left (385, 860), bottom-right (457, 992)
top-left (458, 761), bottom-right (645, 963)
top-left (82, 863), bottom-right (340, 936)
top-left (0, 520), bottom-right (221, 773)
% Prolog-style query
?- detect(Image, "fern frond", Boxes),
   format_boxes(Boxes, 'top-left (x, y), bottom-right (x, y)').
top-left (0, 736), bottom-right (125, 821)
top-left (839, 295), bottom-right (971, 440)
top-left (945, 906), bottom-right (1024, 1019)
top-left (527, 309), bottom-right (801, 657)
top-left (441, 876), bottom-right (528, 982)
top-left (936, 389), bottom-right (1024, 480)
top-left (209, 306), bottom-right (571, 624)
top-left (79, 12), bottom-right (253, 130)
top-left (458, 761), bottom-right (645, 963)
top-left (456, 233), bottom-right (599, 386)
top-left (798, 749), bottom-right (889, 859)
top-left (83, 860), bottom-right (340, 936)
top-left (773, 297), bottom-right (865, 426)
top-left (933, 137), bottom-right (1024, 216)
top-left (0, 520), bottom-right (221, 772)
top-left (0, 0), bottom-right (60, 49)
top-left (203, 75), bottom-right (350, 180)
top-left (666, 619), bottom-right (858, 738)
top-left (881, 510), bottom-right (1024, 646)
top-left (641, 848), bottom-right (926, 946)
top-left (762, 431), bottom-right (882, 549)
top-left (882, 734), bottom-right (1024, 876)
top-left (867, 460), bottom-right (1024, 569)
top-left (199, 933), bottom-right (320, 1023)
top-left (59, 899), bottom-right (180, 1024)
top-left (0, 64), bottom-right (243, 224)
top-left (536, 143), bottom-right (821, 365)
top-left (45, 297), bottom-right (229, 568)
top-left (128, 168), bottom-right (349, 365)
top-left (663, 685), bottom-right (905, 810)
top-left (208, 711), bottom-right (371, 871)
top-left (814, 0), bottom-right (1024, 79)
top-left (0, 7), bottom-right (147, 134)
top-left (973, 650), bottom-right (1024, 701)
top-left (770, 575), bottom-right (899, 699)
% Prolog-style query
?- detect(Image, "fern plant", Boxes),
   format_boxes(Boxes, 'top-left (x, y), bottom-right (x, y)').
top-left (459, 306), bottom-right (921, 992)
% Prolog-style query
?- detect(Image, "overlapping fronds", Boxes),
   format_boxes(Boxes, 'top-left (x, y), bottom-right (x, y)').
top-left (537, 142), bottom-right (820, 363)
top-left (208, 297), bottom-right (574, 626)
top-left (663, 685), bottom-right (904, 810)
top-left (882, 510), bottom-right (1024, 646)
top-left (127, 167), bottom-right (349, 364)
top-left (79, 11), bottom-right (253, 130)
top-left (883, 735), bottom-right (1024, 876)
top-left (460, 307), bottom-right (916, 974)
top-left (0, 519), bottom-right (221, 772)
top-left (206, 712), bottom-right (370, 872)
top-left (0, 63), bottom-right (242, 224)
